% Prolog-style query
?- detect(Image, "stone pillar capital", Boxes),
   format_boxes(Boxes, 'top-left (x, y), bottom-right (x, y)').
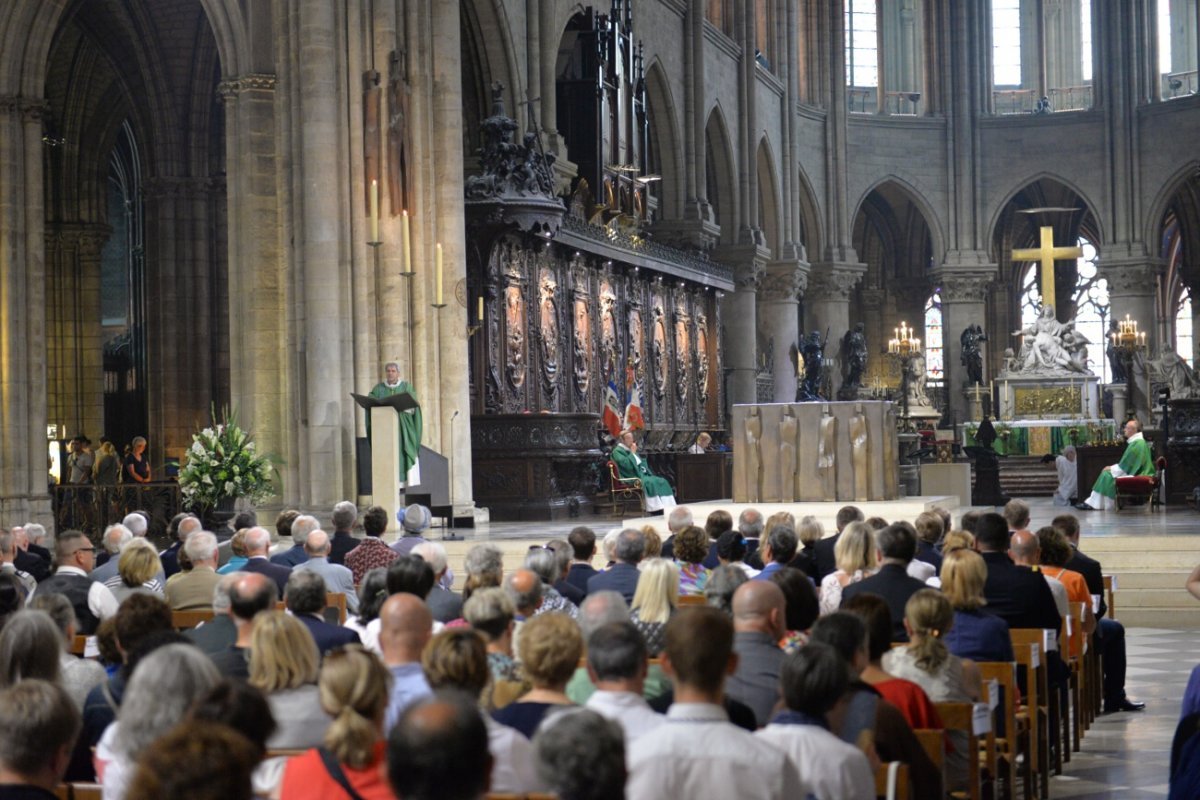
top-left (807, 262), bottom-right (867, 301)
top-left (936, 271), bottom-right (994, 303)
top-left (217, 73), bottom-right (278, 101)
top-left (760, 260), bottom-right (810, 302)
top-left (1100, 258), bottom-right (1163, 296)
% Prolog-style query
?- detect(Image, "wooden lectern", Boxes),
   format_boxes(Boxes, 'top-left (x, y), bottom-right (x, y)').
top-left (352, 391), bottom-right (420, 532)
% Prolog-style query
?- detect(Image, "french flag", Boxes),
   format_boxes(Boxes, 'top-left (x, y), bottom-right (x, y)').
top-left (624, 382), bottom-right (645, 431)
top-left (602, 381), bottom-right (624, 438)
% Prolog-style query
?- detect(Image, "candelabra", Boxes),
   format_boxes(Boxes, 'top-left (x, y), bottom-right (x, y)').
top-left (886, 321), bottom-right (922, 429)
top-left (1110, 313), bottom-right (1147, 411)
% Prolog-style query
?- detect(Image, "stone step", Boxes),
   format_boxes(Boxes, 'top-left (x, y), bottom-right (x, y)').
top-left (1111, 608), bottom-right (1200, 629)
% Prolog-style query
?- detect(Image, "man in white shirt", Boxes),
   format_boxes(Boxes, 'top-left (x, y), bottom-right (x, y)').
top-left (625, 606), bottom-right (805, 800)
top-left (30, 531), bottom-right (119, 634)
top-left (756, 641), bottom-right (875, 800)
top-left (584, 621), bottom-right (664, 746)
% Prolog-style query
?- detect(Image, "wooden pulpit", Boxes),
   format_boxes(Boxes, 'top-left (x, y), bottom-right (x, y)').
top-left (352, 391), bottom-right (419, 531)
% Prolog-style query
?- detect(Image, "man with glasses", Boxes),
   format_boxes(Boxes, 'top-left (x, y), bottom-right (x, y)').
top-left (30, 530), bottom-right (119, 634)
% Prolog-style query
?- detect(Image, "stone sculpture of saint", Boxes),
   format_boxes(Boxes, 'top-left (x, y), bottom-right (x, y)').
top-left (779, 407), bottom-right (798, 502)
top-left (818, 406), bottom-right (837, 502)
top-left (743, 408), bottom-right (763, 503)
top-left (959, 324), bottom-right (987, 385)
top-left (850, 403), bottom-right (869, 502)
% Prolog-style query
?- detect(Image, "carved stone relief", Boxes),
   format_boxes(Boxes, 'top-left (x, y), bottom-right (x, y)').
top-left (539, 267), bottom-right (559, 403)
top-left (674, 302), bottom-right (690, 411)
top-left (651, 303), bottom-right (669, 405)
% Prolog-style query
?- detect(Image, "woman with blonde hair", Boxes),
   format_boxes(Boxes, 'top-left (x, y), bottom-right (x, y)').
top-left (629, 558), bottom-right (678, 656)
top-left (104, 538), bottom-right (164, 602)
top-left (92, 440), bottom-right (121, 485)
top-left (939, 529), bottom-right (975, 556)
top-left (640, 526), bottom-right (663, 559)
top-left (249, 611), bottom-right (330, 751)
top-left (492, 613), bottom-right (582, 738)
top-left (883, 589), bottom-right (980, 793)
top-left (939, 549), bottom-right (1013, 663)
top-left (278, 645), bottom-right (395, 799)
top-left (818, 521), bottom-right (877, 615)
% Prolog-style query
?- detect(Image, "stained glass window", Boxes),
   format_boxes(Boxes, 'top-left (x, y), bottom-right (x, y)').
top-left (1073, 239), bottom-right (1110, 384)
top-left (925, 290), bottom-right (944, 385)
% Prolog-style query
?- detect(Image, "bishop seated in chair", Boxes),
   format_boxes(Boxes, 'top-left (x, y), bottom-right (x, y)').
top-left (1076, 418), bottom-right (1155, 511)
top-left (611, 430), bottom-right (677, 513)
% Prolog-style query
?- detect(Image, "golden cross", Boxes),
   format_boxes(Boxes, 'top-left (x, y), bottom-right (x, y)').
top-left (1012, 226), bottom-right (1084, 312)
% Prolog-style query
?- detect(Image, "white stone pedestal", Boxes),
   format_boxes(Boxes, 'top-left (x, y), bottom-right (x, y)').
top-left (370, 407), bottom-right (403, 532)
top-left (1107, 383), bottom-right (1129, 423)
top-left (920, 463), bottom-right (973, 508)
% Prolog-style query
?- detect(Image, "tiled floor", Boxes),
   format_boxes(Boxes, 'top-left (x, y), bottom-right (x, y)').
top-left (1052, 627), bottom-right (1197, 798)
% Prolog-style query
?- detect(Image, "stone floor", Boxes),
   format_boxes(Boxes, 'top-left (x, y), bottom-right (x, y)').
top-left (1050, 627), bottom-right (1195, 798)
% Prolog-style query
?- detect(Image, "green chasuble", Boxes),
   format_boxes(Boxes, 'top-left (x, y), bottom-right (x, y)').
top-left (1090, 433), bottom-right (1154, 499)
top-left (368, 380), bottom-right (422, 474)
top-left (611, 444), bottom-right (673, 498)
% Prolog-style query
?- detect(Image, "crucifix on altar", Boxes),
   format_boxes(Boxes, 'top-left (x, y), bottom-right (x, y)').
top-left (1012, 225), bottom-right (1084, 312)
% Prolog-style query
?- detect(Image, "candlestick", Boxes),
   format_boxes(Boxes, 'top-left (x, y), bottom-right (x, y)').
top-left (477, 295), bottom-right (484, 322)
top-left (369, 179), bottom-right (380, 244)
top-left (401, 210), bottom-right (412, 273)
top-left (434, 243), bottom-right (444, 306)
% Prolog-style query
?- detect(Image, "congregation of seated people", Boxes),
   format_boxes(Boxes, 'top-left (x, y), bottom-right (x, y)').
top-left (0, 499), bottom-right (1139, 799)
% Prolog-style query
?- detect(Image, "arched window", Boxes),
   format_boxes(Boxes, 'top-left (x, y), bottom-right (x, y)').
top-left (1178, 290), bottom-right (1194, 367)
top-left (1017, 236), bottom-right (1109, 382)
top-left (924, 289), bottom-right (944, 387)
top-left (992, 0), bottom-right (1095, 113)
top-left (1159, 0), bottom-right (1199, 97)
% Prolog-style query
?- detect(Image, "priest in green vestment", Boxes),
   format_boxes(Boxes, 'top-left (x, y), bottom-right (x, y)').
top-left (368, 362), bottom-right (422, 485)
top-left (611, 430), bottom-right (676, 512)
top-left (1076, 418), bottom-right (1155, 511)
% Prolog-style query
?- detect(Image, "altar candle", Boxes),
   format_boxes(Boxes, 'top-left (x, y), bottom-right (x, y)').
top-left (401, 210), bottom-right (412, 273)
top-left (435, 243), bottom-right (444, 305)
top-left (477, 295), bottom-right (484, 322)
top-left (369, 180), bottom-right (379, 243)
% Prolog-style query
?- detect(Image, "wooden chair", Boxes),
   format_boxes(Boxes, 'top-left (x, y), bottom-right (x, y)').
top-left (934, 702), bottom-right (985, 800)
top-left (172, 609), bottom-right (216, 630)
top-left (606, 460), bottom-right (644, 515)
top-left (1010, 633), bottom-right (1052, 798)
top-left (54, 785), bottom-right (71, 800)
top-left (874, 762), bottom-right (911, 800)
top-left (913, 728), bottom-right (947, 793)
top-left (69, 635), bottom-right (88, 656)
top-left (1102, 574), bottom-right (1116, 620)
top-left (69, 785), bottom-right (102, 800)
top-left (978, 661), bottom-right (1028, 800)
top-left (677, 594), bottom-right (706, 607)
top-left (1114, 456), bottom-right (1166, 511)
top-left (326, 592), bottom-right (348, 625)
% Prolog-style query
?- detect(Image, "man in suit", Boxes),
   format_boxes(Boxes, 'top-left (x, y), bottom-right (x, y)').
top-left (271, 514), bottom-right (316, 568)
top-left (240, 526), bottom-right (293, 596)
top-left (586, 528), bottom-right (645, 603)
top-left (840, 521), bottom-right (929, 642)
top-left (165, 531), bottom-right (222, 611)
top-left (328, 501), bottom-right (361, 565)
top-left (210, 572), bottom-right (276, 679)
top-left (657, 506), bottom-right (693, 561)
top-left (11, 527), bottom-right (50, 583)
top-left (185, 572), bottom-right (240, 657)
top-left (753, 523), bottom-right (799, 583)
top-left (975, 512), bottom-right (1061, 632)
top-left (1054, 514), bottom-right (1143, 713)
top-left (294, 529), bottom-right (359, 614)
top-left (285, 570), bottom-right (361, 656)
top-left (564, 527), bottom-right (599, 597)
top-left (814, 505), bottom-right (864, 581)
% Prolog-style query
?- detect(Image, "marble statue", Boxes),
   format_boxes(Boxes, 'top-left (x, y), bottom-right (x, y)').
top-left (1010, 304), bottom-right (1091, 375)
top-left (779, 407), bottom-right (798, 502)
top-left (959, 324), bottom-right (987, 385)
top-left (1148, 343), bottom-right (1200, 399)
top-left (744, 407), bottom-right (762, 503)
top-left (818, 406), bottom-right (837, 501)
top-left (905, 352), bottom-right (929, 406)
top-left (839, 323), bottom-right (868, 399)
top-left (797, 330), bottom-right (826, 402)
top-left (850, 403), bottom-right (869, 502)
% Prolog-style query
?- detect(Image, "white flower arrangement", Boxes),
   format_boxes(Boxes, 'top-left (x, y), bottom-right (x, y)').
top-left (178, 410), bottom-right (276, 511)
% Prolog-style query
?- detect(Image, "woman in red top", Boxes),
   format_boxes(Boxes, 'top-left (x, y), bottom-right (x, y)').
top-left (278, 646), bottom-right (396, 800)
top-left (842, 593), bottom-right (944, 731)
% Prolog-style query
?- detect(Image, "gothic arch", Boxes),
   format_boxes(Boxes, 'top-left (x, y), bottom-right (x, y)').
top-left (851, 176), bottom-right (945, 268)
top-left (986, 172), bottom-right (1105, 255)
top-left (756, 136), bottom-right (781, 254)
top-left (461, 0), bottom-right (521, 142)
top-left (795, 165), bottom-right (823, 262)
top-left (704, 104), bottom-right (737, 241)
top-left (643, 59), bottom-right (683, 221)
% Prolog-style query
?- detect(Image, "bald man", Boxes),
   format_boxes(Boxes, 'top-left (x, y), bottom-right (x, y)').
top-left (380, 593), bottom-right (434, 730)
top-left (210, 572), bottom-right (277, 679)
top-left (388, 692), bottom-right (493, 800)
top-left (1009, 530), bottom-right (1068, 620)
top-left (726, 581), bottom-right (788, 727)
top-left (294, 529), bottom-right (359, 614)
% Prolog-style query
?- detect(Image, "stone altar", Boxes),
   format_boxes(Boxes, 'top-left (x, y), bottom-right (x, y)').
top-left (731, 401), bottom-right (900, 503)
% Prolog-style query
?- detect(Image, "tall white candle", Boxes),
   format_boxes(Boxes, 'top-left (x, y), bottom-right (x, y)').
top-left (435, 243), bottom-right (444, 305)
top-left (401, 210), bottom-right (412, 273)
top-left (369, 180), bottom-right (379, 243)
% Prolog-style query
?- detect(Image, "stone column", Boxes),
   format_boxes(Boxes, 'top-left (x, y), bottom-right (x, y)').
top-left (759, 260), bottom-right (810, 402)
top-left (1103, 259), bottom-right (1161, 423)
top-left (218, 74), bottom-right (291, 503)
top-left (0, 96), bottom-right (52, 524)
top-left (430, 0), bottom-right (474, 512)
top-left (806, 262), bottom-right (866, 399)
top-left (937, 270), bottom-right (993, 424)
top-left (718, 248), bottom-right (766, 408)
